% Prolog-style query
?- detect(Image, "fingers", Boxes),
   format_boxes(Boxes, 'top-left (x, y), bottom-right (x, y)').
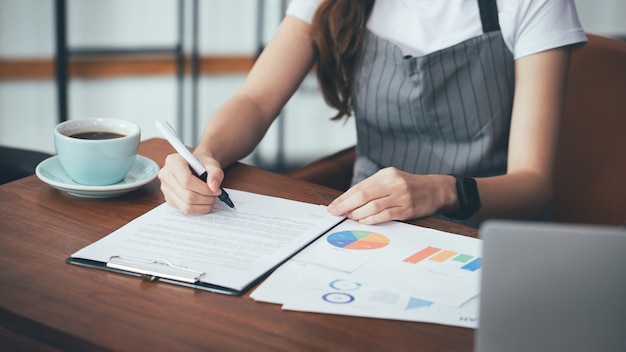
top-left (161, 181), bottom-right (217, 214)
top-left (158, 153), bottom-right (223, 214)
top-left (343, 198), bottom-right (403, 225)
top-left (329, 188), bottom-right (402, 225)
top-left (197, 156), bottom-right (226, 194)
top-left (327, 167), bottom-right (417, 225)
top-left (328, 176), bottom-right (393, 224)
top-left (328, 181), bottom-right (381, 215)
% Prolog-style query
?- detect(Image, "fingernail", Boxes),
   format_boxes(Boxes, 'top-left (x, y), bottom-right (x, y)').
top-left (327, 204), bottom-right (337, 215)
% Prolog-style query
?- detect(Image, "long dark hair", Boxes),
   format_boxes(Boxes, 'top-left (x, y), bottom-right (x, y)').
top-left (311, 0), bottom-right (375, 120)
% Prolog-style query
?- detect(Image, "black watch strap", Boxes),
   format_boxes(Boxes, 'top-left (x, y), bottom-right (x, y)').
top-left (444, 175), bottom-right (481, 220)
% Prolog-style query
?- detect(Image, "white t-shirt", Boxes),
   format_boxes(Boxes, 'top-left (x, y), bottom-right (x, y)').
top-left (286, 0), bottom-right (587, 59)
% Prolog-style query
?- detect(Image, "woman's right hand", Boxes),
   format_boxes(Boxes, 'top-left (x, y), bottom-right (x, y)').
top-left (157, 15), bottom-right (316, 214)
top-left (157, 153), bottom-right (225, 214)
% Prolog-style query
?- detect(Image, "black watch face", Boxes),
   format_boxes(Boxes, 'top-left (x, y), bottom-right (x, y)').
top-left (462, 178), bottom-right (481, 210)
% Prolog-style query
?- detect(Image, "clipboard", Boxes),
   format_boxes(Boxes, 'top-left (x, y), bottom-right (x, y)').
top-left (67, 256), bottom-right (253, 295)
top-left (65, 191), bottom-right (345, 297)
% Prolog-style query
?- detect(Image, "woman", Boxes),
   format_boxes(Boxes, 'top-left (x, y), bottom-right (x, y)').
top-left (158, 0), bottom-right (586, 227)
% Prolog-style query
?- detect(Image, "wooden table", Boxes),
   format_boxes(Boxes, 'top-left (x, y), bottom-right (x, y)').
top-left (0, 138), bottom-right (477, 351)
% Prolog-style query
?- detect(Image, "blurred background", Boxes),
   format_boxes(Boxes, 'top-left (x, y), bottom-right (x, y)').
top-left (1, 0), bottom-right (625, 173)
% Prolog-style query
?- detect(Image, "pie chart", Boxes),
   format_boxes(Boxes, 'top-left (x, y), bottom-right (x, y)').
top-left (326, 230), bottom-right (390, 250)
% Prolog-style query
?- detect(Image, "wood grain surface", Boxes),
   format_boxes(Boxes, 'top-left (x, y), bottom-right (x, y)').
top-left (0, 138), bottom-right (476, 351)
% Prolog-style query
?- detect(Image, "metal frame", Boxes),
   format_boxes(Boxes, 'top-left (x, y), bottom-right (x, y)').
top-left (54, 0), bottom-right (189, 135)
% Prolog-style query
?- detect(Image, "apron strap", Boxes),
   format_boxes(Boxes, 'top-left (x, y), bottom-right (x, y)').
top-left (477, 0), bottom-right (501, 33)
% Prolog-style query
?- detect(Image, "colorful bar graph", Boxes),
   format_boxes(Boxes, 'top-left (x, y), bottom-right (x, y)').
top-left (404, 247), bottom-right (482, 271)
top-left (461, 258), bottom-right (482, 272)
top-left (453, 254), bottom-right (474, 263)
top-left (403, 246), bottom-right (440, 264)
top-left (429, 250), bottom-right (458, 262)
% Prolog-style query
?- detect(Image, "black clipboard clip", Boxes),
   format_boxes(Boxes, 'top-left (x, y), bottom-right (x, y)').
top-left (107, 256), bottom-right (205, 283)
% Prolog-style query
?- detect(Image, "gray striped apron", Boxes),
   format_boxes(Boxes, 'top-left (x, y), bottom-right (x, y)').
top-left (352, 0), bottom-right (515, 186)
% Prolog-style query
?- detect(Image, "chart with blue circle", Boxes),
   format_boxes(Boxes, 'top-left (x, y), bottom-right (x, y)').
top-left (327, 230), bottom-right (390, 250)
top-left (322, 292), bottom-right (355, 304)
top-left (329, 279), bottom-right (362, 291)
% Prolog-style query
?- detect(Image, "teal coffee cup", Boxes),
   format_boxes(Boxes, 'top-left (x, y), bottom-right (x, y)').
top-left (54, 118), bottom-right (141, 186)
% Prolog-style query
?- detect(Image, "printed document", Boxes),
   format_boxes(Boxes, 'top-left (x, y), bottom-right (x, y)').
top-left (251, 219), bottom-right (481, 328)
top-left (68, 189), bottom-right (344, 295)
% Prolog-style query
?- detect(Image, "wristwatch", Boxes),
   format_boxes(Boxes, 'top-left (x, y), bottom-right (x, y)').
top-left (445, 175), bottom-right (481, 220)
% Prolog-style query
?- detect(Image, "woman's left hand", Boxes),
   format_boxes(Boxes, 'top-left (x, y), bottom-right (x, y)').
top-left (327, 168), bottom-right (455, 225)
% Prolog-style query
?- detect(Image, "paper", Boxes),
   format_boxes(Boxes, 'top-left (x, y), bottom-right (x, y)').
top-left (69, 189), bottom-right (344, 294)
top-left (283, 271), bottom-right (479, 328)
top-left (251, 219), bottom-right (481, 328)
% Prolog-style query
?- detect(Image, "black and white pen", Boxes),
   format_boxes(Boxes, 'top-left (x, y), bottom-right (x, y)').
top-left (155, 120), bottom-right (236, 210)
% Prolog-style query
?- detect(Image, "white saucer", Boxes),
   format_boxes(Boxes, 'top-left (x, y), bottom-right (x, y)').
top-left (35, 155), bottom-right (160, 198)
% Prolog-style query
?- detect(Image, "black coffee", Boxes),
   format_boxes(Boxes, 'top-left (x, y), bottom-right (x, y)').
top-left (70, 132), bottom-right (126, 140)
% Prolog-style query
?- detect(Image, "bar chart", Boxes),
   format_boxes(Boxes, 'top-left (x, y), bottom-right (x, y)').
top-left (403, 246), bottom-right (482, 272)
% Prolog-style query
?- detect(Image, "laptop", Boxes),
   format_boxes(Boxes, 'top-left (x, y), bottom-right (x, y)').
top-left (476, 220), bottom-right (626, 352)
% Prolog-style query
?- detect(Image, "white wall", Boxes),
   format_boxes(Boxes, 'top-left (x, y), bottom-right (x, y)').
top-left (0, 0), bottom-right (624, 168)
top-left (0, 0), bottom-right (354, 168)
top-left (575, 0), bottom-right (626, 37)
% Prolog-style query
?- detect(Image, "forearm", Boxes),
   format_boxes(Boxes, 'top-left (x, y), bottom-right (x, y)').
top-left (193, 93), bottom-right (274, 168)
top-left (193, 15), bottom-right (315, 169)
top-left (474, 172), bottom-right (552, 220)
top-left (432, 171), bottom-right (552, 221)
top-left (470, 46), bottom-right (571, 221)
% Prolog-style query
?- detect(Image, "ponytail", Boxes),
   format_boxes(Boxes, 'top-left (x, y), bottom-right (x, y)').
top-left (311, 0), bottom-right (374, 120)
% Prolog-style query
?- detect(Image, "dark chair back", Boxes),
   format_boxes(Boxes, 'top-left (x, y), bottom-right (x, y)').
top-left (552, 34), bottom-right (626, 226)
top-left (0, 146), bottom-right (52, 185)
